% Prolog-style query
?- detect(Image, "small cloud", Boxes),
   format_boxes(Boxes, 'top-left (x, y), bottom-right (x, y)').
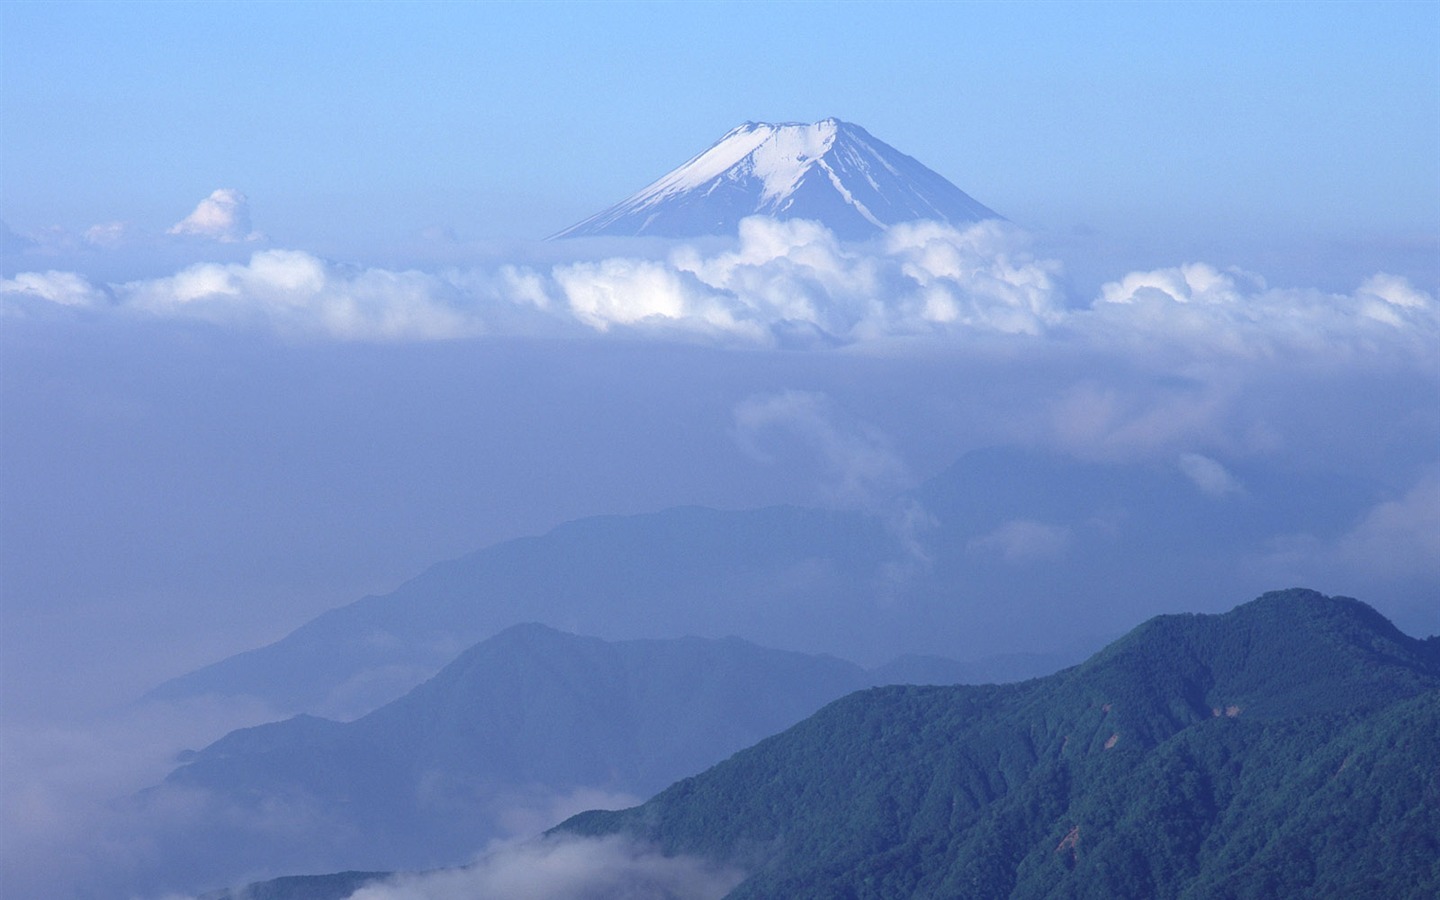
top-left (1356, 272), bottom-right (1431, 310)
top-left (1252, 470), bottom-right (1440, 588)
top-left (1046, 381), bottom-right (1231, 463)
top-left (967, 519), bottom-right (1071, 564)
top-left (168, 189), bottom-right (263, 243)
top-left (1336, 472), bottom-right (1440, 578)
top-left (348, 834), bottom-right (742, 900)
top-left (1098, 262), bottom-right (1263, 306)
top-left (732, 390), bottom-right (934, 591)
top-left (1355, 272), bottom-right (1434, 325)
top-left (491, 787), bottom-right (642, 840)
top-left (732, 390), bottom-right (912, 508)
top-left (1177, 452), bottom-right (1243, 496)
top-left (0, 270), bottom-right (108, 307)
top-left (83, 221), bottom-right (134, 248)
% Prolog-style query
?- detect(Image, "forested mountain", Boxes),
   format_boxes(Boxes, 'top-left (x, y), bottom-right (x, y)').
top-left (561, 589), bottom-right (1440, 898)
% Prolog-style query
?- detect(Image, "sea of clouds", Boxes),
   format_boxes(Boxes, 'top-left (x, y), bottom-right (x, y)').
top-left (5, 193), bottom-right (1435, 361)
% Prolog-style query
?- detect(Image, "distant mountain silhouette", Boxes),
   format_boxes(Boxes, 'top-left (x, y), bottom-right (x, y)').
top-left (149, 447), bottom-right (1379, 723)
top-left (552, 118), bottom-right (1000, 239)
top-left (139, 625), bottom-right (1001, 895)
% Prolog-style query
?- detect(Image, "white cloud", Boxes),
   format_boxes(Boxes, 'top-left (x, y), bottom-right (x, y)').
top-left (83, 221), bottom-right (134, 248)
top-left (732, 389), bottom-right (912, 508)
top-left (1177, 452), bottom-right (1244, 496)
top-left (120, 250), bottom-right (491, 341)
top-left (882, 219), bottom-right (1065, 334)
top-left (1336, 472), bottom-right (1440, 578)
top-left (348, 834), bottom-right (742, 900)
top-left (1081, 264), bottom-right (1440, 362)
top-left (1045, 381), bottom-right (1237, 463)
top-left (663, 216), bottom-right (1064, 340)
top-left (967, 520), bottom-right (1072, 564)
top-left (167, 189), bottom-right (263, 243)
top-left (1098, 261), bottom-right (1261, 307)
top-left (1355, 272), bottom-right (1434, 323)
top-left (0, 270), bottom-right (109, 307)
top-left (554, 256), bottom-right (765, 341)
top-left (1252, 471), bottom-right (1440, 589)
top-left (732, 390), bottom-right (936, 592)
top-left (3, 219), bottom-right (1437, 360)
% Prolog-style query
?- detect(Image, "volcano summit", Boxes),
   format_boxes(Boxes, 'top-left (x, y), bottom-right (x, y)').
top-left (552, 118), bottom-right (1001, 240)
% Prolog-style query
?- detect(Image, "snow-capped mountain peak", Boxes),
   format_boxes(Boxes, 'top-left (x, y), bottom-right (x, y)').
top-left (552, 118), bottom-right (1000, 240)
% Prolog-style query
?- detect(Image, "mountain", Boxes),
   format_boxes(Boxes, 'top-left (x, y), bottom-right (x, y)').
top-left (551, 118), bottom-right (1001, 240)
top-left (149, 446), bottom-right (1385, 724)
top-left (138, 625), bottom-right (976, 897)
top-left (197, 872), bottom-right (386, 900)
top-left (561, 590), bottom-right (1440, 898)
top-left (147, 504), bottom-right (896, 719)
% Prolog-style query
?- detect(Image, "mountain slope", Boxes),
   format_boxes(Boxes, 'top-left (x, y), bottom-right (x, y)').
top-left (552, 119), bottom-right (1000, 240)
top-left (561, 590), bottom-right (1440, 898)
top-left (138, 626), bottom-right (948, 896)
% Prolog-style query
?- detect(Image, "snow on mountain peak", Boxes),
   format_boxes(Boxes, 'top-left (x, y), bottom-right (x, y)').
top-left (552, 119), bottom-right (1000, 240)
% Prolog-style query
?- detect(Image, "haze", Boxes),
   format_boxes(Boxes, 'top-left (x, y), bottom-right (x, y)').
top-left (1, 3), bottom-right (1436, 898)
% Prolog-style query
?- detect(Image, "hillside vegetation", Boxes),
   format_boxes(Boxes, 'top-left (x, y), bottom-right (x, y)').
top-left (563, 589), bottom-right (1440, 898)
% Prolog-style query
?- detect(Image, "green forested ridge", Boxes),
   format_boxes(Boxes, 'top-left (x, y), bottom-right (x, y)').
top-left (562, 589), bottom-right (1440, 898)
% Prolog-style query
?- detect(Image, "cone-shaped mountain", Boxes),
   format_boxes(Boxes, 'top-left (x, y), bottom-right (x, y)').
top-left (552, 118), bottom-right (1001, 240)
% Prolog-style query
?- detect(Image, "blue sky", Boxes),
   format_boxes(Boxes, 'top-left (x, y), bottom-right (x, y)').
top-left (3, 0), bottom-right (1436, 258)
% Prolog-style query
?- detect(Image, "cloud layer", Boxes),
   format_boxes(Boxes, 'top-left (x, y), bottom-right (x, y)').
top-left (8, 216), bottom-right (1433, 356)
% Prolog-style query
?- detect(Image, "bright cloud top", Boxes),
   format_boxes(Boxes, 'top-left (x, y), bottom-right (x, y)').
top-left (124, 249), bottom-right (489, 341)
top-left (1082, 262), bottom-right (1439, 360)
top-left (3, 217), bottom-right (1437, 359)
top-left (167, 188), bottom-right (263, 243)
top-left (1, 270), bottom-right (109, 307)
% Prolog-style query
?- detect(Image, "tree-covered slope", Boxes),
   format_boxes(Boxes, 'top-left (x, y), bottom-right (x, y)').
top-left (562, 589), bottom-right (1440, 898)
